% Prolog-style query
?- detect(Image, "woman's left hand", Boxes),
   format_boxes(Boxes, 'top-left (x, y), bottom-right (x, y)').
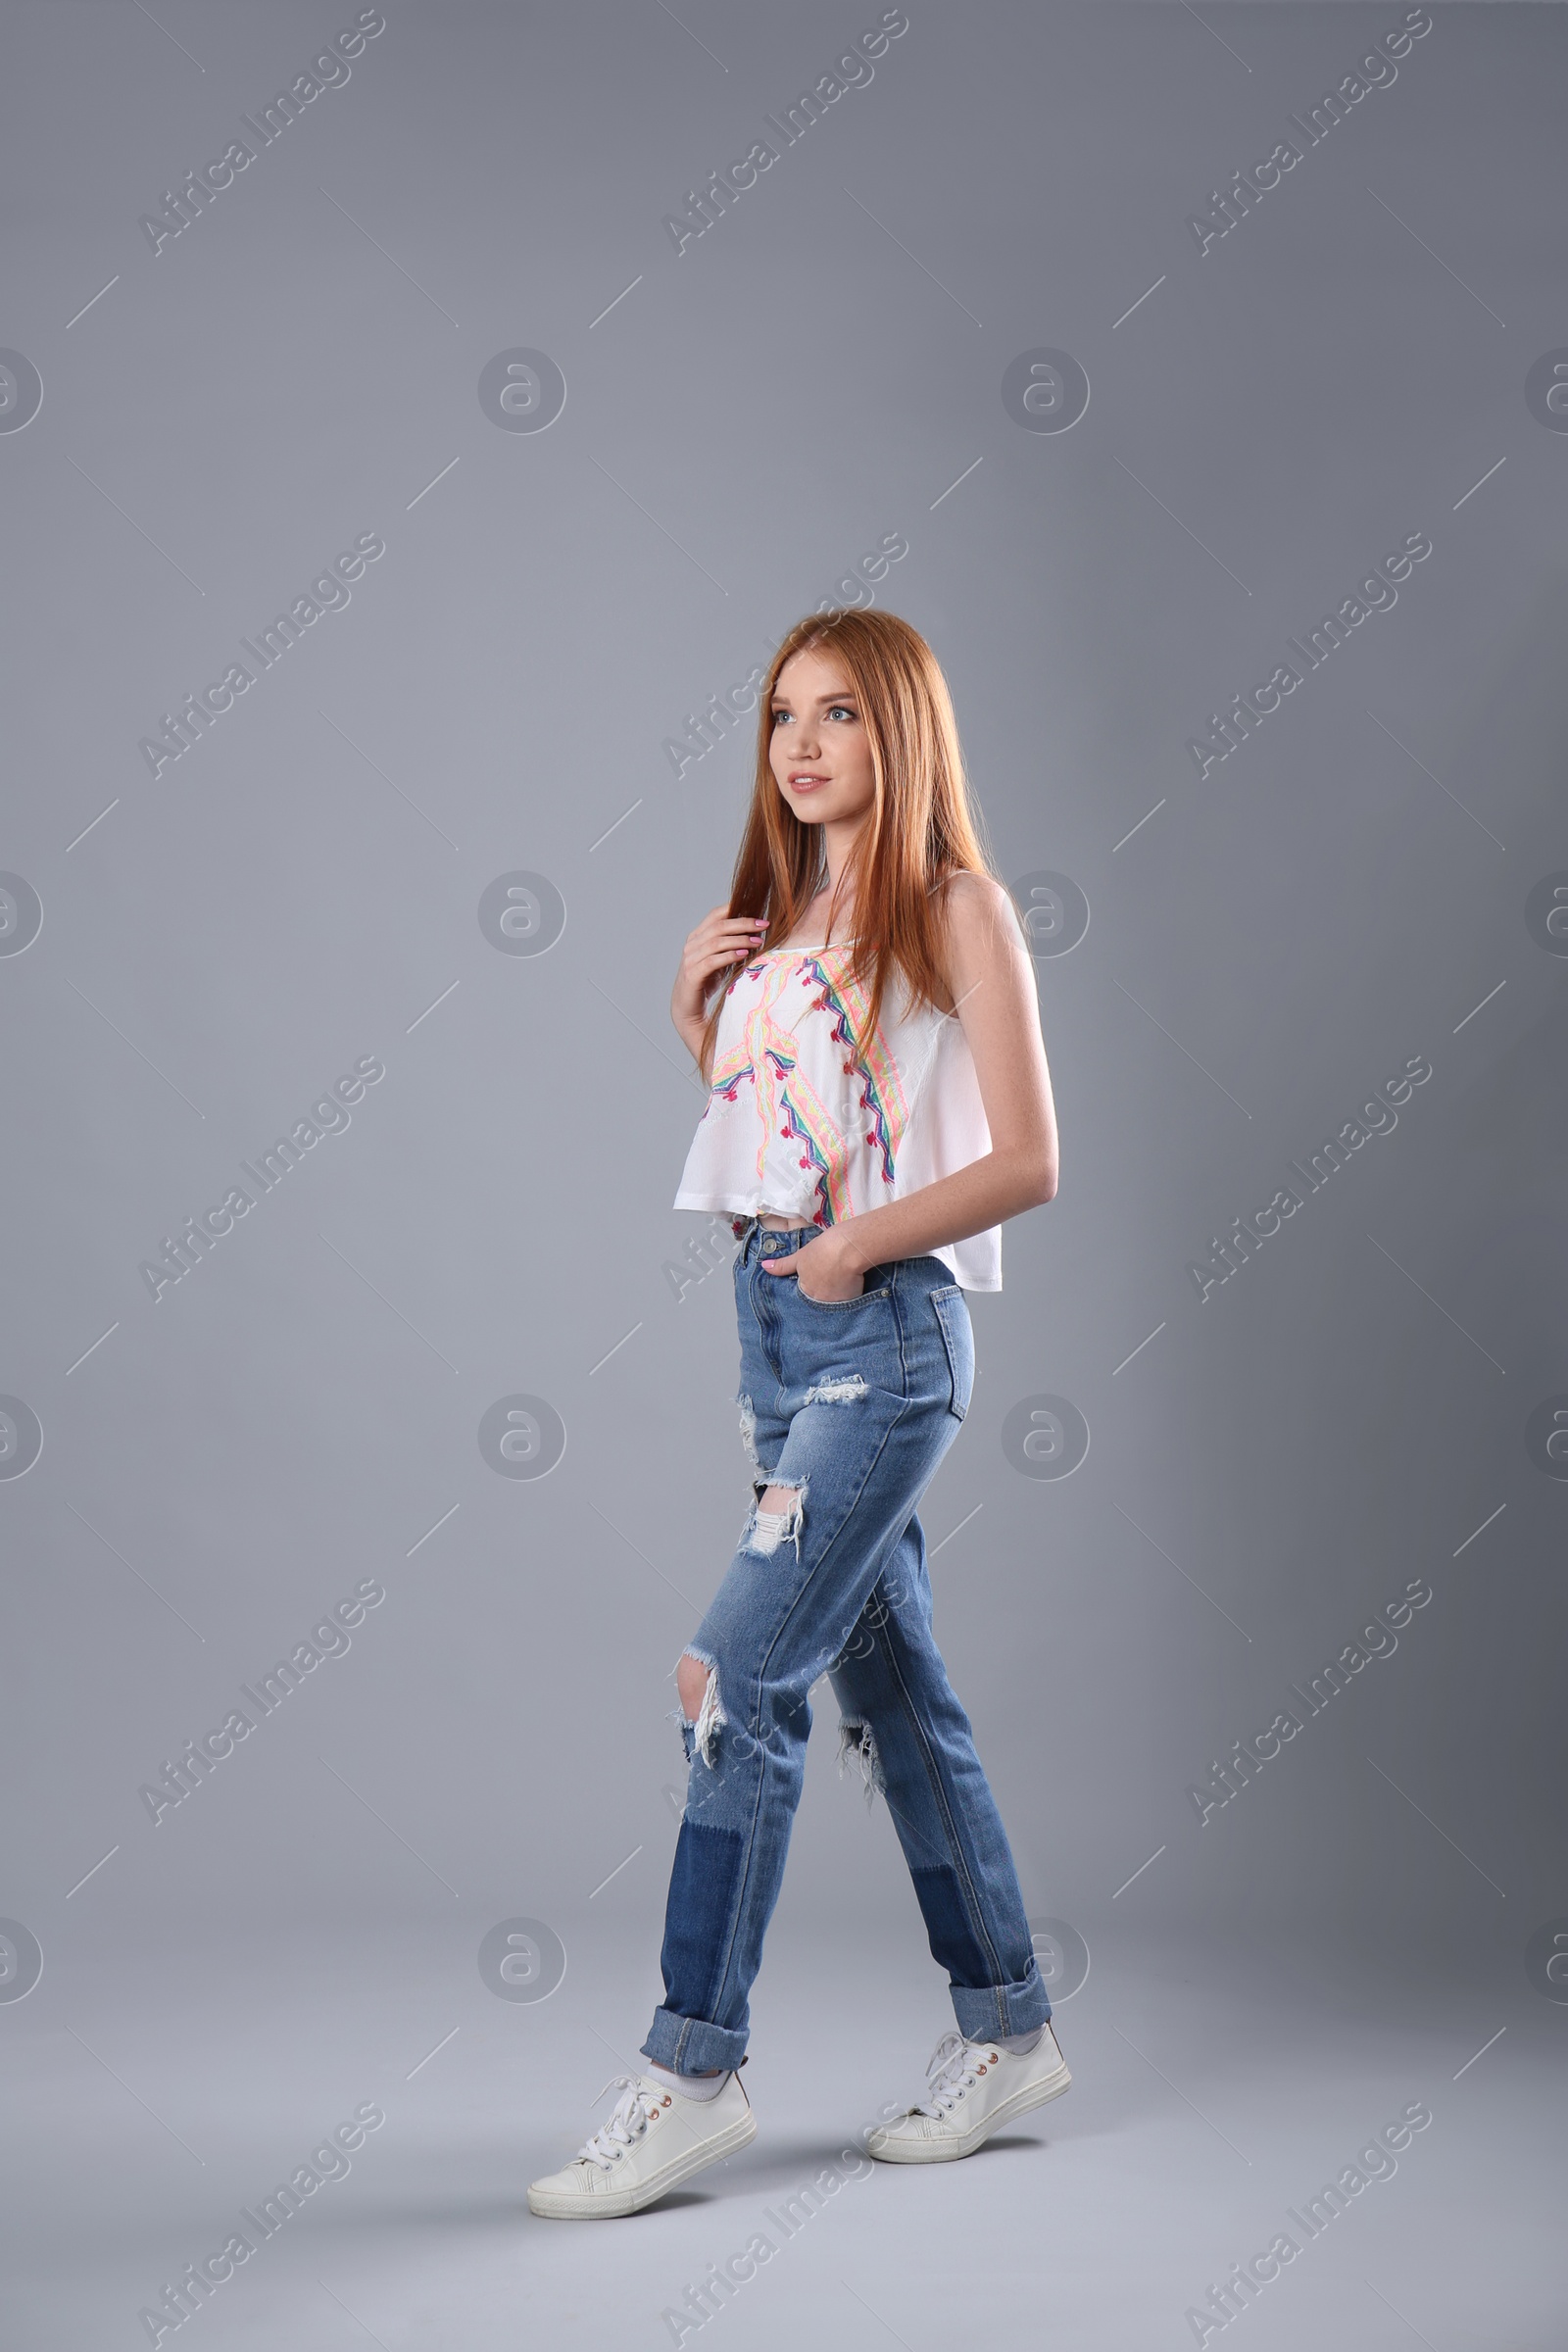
top-left (761, 1230), bottom-right (866, 1301)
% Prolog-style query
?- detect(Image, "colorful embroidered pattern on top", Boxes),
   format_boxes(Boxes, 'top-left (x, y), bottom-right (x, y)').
top-left (701, 944), bottom-right (910, 1229)
top-left (801, 949), bottom-right (907, 1188)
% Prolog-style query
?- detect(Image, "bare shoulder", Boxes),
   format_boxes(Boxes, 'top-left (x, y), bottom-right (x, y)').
top-left (937, 869), bottom-right (1024, 966)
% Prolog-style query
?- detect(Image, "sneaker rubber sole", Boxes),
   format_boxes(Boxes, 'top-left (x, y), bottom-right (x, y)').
top-left (526, 2104), bottom-right (758, 2219)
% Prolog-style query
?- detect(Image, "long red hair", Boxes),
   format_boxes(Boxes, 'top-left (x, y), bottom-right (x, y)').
top-left (696, 609), bottom-right (997, 1083)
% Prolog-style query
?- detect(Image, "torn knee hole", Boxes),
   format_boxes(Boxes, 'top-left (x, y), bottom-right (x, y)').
top-left (837, 1717), bottom-right (885, 1805)
top-left (746, 1479), bottom-right (808, 1557)
top-left (736, 1392), bottom-right (763, 1477)
top-left (676, 1648), bottom-right (726, 1767)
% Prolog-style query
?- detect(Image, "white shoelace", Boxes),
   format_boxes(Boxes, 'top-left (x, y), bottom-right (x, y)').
top-left (576, 2075), bottom-right (660, 2169)
top-left (911, 2030), bottom-right (994, 2119)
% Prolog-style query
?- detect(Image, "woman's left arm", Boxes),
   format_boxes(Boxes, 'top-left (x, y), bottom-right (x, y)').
top-left (782, 873), bottom-right (1058, 1295)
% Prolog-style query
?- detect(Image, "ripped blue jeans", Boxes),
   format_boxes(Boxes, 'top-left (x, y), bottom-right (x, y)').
top-left (641, 1217), bottom-right (1050, 2076)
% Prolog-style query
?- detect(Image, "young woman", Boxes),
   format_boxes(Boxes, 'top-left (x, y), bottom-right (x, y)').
top-left (528, 609), bottom-right (1068, 2220)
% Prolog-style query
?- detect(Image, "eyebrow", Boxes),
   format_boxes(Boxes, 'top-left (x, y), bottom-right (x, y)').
top-left (769, 689), bottom-right (858, 708)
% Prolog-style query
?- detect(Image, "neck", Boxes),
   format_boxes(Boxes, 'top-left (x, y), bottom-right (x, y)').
top-left (819, 811), bottom-right (865, 893)
top-left (812, 814), bottom-right (865, 928)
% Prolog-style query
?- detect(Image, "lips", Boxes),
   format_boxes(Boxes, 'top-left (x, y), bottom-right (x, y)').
top-left (789, 773), bottom-right (829, 789)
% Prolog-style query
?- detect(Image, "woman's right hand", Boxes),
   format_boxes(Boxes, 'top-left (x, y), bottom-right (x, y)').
top-left (671, 904), bottom-right (769, 1040)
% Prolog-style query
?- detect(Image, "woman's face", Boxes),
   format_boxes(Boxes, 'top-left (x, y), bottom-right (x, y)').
top-left (768, 646), bottom-right (876, 834)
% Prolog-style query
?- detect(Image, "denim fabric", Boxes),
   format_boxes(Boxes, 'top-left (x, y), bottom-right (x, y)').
top-left (641, 1217), bottom-right (1050, 2076)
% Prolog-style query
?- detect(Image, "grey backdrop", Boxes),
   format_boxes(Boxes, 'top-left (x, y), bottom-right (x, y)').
top-left (2, 3), bottom-right (1564, 2346)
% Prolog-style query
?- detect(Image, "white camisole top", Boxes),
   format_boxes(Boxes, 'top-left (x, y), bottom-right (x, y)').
top-left (673, 939), bottom-right (1001, 1291)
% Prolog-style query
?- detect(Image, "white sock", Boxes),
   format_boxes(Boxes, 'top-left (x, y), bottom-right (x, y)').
top-left (996, 2026), bottom-right (1045, 2055)
top-left (648, 2059), bottom-right (729, 2101)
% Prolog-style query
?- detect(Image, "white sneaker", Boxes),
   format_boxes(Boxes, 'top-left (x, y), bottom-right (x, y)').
top-left (527, 2068), bottom-right (757, 2219)
top-left (866, 2025), bottom-right (1071, 2164)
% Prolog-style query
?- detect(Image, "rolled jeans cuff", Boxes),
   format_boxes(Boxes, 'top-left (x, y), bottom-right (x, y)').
top-left (950, 1965), bottom-right (1052, 2043)
top-left (641, 2004), bottom-right (749, 2076)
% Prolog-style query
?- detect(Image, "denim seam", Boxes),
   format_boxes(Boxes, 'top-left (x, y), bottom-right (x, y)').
top-left (929, 1287), bottom-right (970, 1421)
top-left (749, 1250), bottom-right (787, 1391)
top-left (837, 1617), bottom-right (951, 1874)
top-left (876, 1586), bottom-right (1015, 2027)
top-left (891, 1259), bottom-right (913, 1411)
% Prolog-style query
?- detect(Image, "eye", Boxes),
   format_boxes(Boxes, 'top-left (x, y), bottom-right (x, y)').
top-left (770, 708), bottom-right (791, 725)
top-left (827, 704), bottom-right (857, 722)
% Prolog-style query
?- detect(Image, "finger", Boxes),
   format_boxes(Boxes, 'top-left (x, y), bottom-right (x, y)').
top-left (695, 915), bottom-right (761, 950)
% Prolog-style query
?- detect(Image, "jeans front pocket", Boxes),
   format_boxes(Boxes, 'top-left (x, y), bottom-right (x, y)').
top-left (783, 1270), bottom-right (903, 1403)
top-left (930, 1284), bottom-right (974, 1421)
top-left (792, 1266), bottom-right (891, 1311)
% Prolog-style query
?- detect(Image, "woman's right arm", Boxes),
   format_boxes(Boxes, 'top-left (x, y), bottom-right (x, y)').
top-left (671, 905), bottom-right (769, 1066)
